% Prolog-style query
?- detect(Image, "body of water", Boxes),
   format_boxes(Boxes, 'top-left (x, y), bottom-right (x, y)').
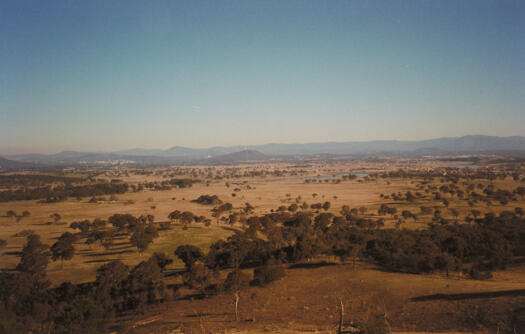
top-left (454, 165), bottom-right (482, 169)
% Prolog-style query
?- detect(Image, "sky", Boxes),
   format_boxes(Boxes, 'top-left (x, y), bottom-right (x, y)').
top-left (1, 0), bottom-right (524, 154)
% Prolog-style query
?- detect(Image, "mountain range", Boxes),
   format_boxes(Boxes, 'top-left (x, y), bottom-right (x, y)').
top-left (113, 135), bottom-right (525, 157)
top-left (2, 135), bottom-right (525, 167)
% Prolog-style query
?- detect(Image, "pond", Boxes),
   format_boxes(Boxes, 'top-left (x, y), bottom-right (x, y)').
top-left (454, 165), bottom-right (482, 169)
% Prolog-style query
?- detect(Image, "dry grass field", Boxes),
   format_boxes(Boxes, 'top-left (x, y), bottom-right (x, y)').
top-left (0, 163), bottom-right (468, 282)
top-left (0, 162), bottom-right (405, 283)
top-left (0, 162), bottom-right (525, 282)
top-left (1, 160), bottom-right (524, 333)
top-left (130, 262), bottom-right (525, 333)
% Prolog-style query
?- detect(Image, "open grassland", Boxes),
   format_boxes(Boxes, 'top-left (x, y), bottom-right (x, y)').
top-left (1, 162), bottom-right (524, 285)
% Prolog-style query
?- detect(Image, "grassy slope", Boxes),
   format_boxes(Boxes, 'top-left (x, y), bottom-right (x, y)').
top-left (131, 262), bottom-right (525, 333)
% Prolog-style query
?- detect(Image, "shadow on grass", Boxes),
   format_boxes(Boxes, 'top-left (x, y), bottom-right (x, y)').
top-left (184, 312), bottom-right (229, 318)
top-left (76, 248), bottom-right (96, 253)
top-left (178, 293), bottom-right (208, 301)
top-left (164, 269), bottom-right (185, 277)
top-left (411, 289), bottom-right (525, 302)
top-left (220, 226), bottom-right (240, 233)
top-left (509, 256), bottom-right (525, 265)
top-left (288, 261), bottom-right (338, 270)
top-left (3, 251), bottom-right (21, 256)
top-left (112, 241), bottom-right (131, 246)
top-left (110, 245), bottom-right (134, 251)
top-left (83, 258), bottom-right (122, 264)
top-left (83, 250), bottom-right (134, 257)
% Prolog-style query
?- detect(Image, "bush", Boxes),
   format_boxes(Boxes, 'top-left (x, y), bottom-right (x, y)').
top-left (359, 316), bottom-right (389, 334)
top-left (182, 264), bottom-right (212, 292)
top-left (469, 268), bottom-right (493, 280)
top-left (192, 195), bottom-right (222, 205)
top-left (224, 270), bottom-right (251, 291)
top-left (251, 264), bottom-right (285, 286)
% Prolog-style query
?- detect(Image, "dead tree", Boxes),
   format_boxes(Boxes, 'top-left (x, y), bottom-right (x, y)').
top-left (234, 291), bottom-right (240, 322)
top-left (338, 299), bottom-right (344, 334)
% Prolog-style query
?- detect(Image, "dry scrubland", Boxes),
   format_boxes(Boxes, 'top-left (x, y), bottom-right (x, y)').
top-left (1, 159), bottom-right (525, 333)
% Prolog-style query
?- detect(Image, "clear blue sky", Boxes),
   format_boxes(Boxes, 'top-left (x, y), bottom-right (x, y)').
top-left (1, 0), bottom-right (524, 154)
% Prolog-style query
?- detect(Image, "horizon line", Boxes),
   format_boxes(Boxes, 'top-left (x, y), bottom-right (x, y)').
top-left (2, 133), bottom-right (525, 156)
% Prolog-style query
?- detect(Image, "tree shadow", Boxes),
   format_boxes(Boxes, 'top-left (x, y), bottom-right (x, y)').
top-left (83, 258), bottom-right (122, 264)
top-left (411, 289), bottom-right (525, 302)
top-left (110, 245), bottom-right (134, 251)
top-left (77, 251), bottom-right (96, 256)
top-left (112, 241), bottom-right (131, 246)
top-left (288, 261), bottom-right (338, 270)
top-left (2, 251), bottom-right (21, 256)
top-left (512, 306), bottom-right (525, 331)
top-left (178, 292), bottom-right (210, 301)
top-left (221, 226), bottom-right (240, 233)
top-left (164, 269), bottom-right (185, 277)
top-left (184, 312), bottom-right (229, 318)
top-left (83, 250), bottom-right (134, 257)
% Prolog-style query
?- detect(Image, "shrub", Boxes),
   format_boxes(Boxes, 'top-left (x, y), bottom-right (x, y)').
top-left (224, 271), bottom-right (251, 291)
top-left (192, 195), bottom-right (222, 205)
top-left (251, 264), bottom-right (285, 286)
top-left (182, 263), bottom-right (212, 292)
top-left (359, 316), bottom-right (389, 334)
top-left (469, 268), bottom-right (493, 280)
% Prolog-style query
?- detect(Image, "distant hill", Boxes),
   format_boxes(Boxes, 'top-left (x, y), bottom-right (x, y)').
top-left (0, 157), bottom-right (37, 171)
top-left (249, 135), bottom-right (525, 155)
top-left (117, 135), bottom-right (525, 157)
top-left (4, 135), bottom-right (525, 166)
top-left (206, 150), bottom-right (269, 163)
top-left (6, 152), bottom-right (187, 166)
top-left (115, 145), bottom-right (246, 158)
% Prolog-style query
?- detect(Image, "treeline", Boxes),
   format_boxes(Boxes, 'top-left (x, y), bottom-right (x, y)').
top-left (372, 167), bottom-right (524, 183)
top-left (198, 209), bottom-right (525, 278)
top-left (167, 166), bottom-right (308, 180)
top-left (0, 232), bottom-right (283, 333)
top-left (0, 182), bottom-right (128, 202)
top-left (131, 178), bottom-right (198, 192)
top-left (0, 174), bottom-right (85, 187)
top-left (381, 183), bottom-right (524, 207)
top-left (0, 234), bottom-right (169, 333)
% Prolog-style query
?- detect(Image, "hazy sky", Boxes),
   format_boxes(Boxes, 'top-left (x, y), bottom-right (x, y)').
top-left (1, 1), bottom-right (524, 154)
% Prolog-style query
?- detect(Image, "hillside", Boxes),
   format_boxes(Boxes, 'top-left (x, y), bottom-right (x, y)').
top-left (131, 262), bottom-right (525, 333)
top-left (0, 156), bottom-right (36, 171)
top-left (205, 149), bottom-right (269, 163)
